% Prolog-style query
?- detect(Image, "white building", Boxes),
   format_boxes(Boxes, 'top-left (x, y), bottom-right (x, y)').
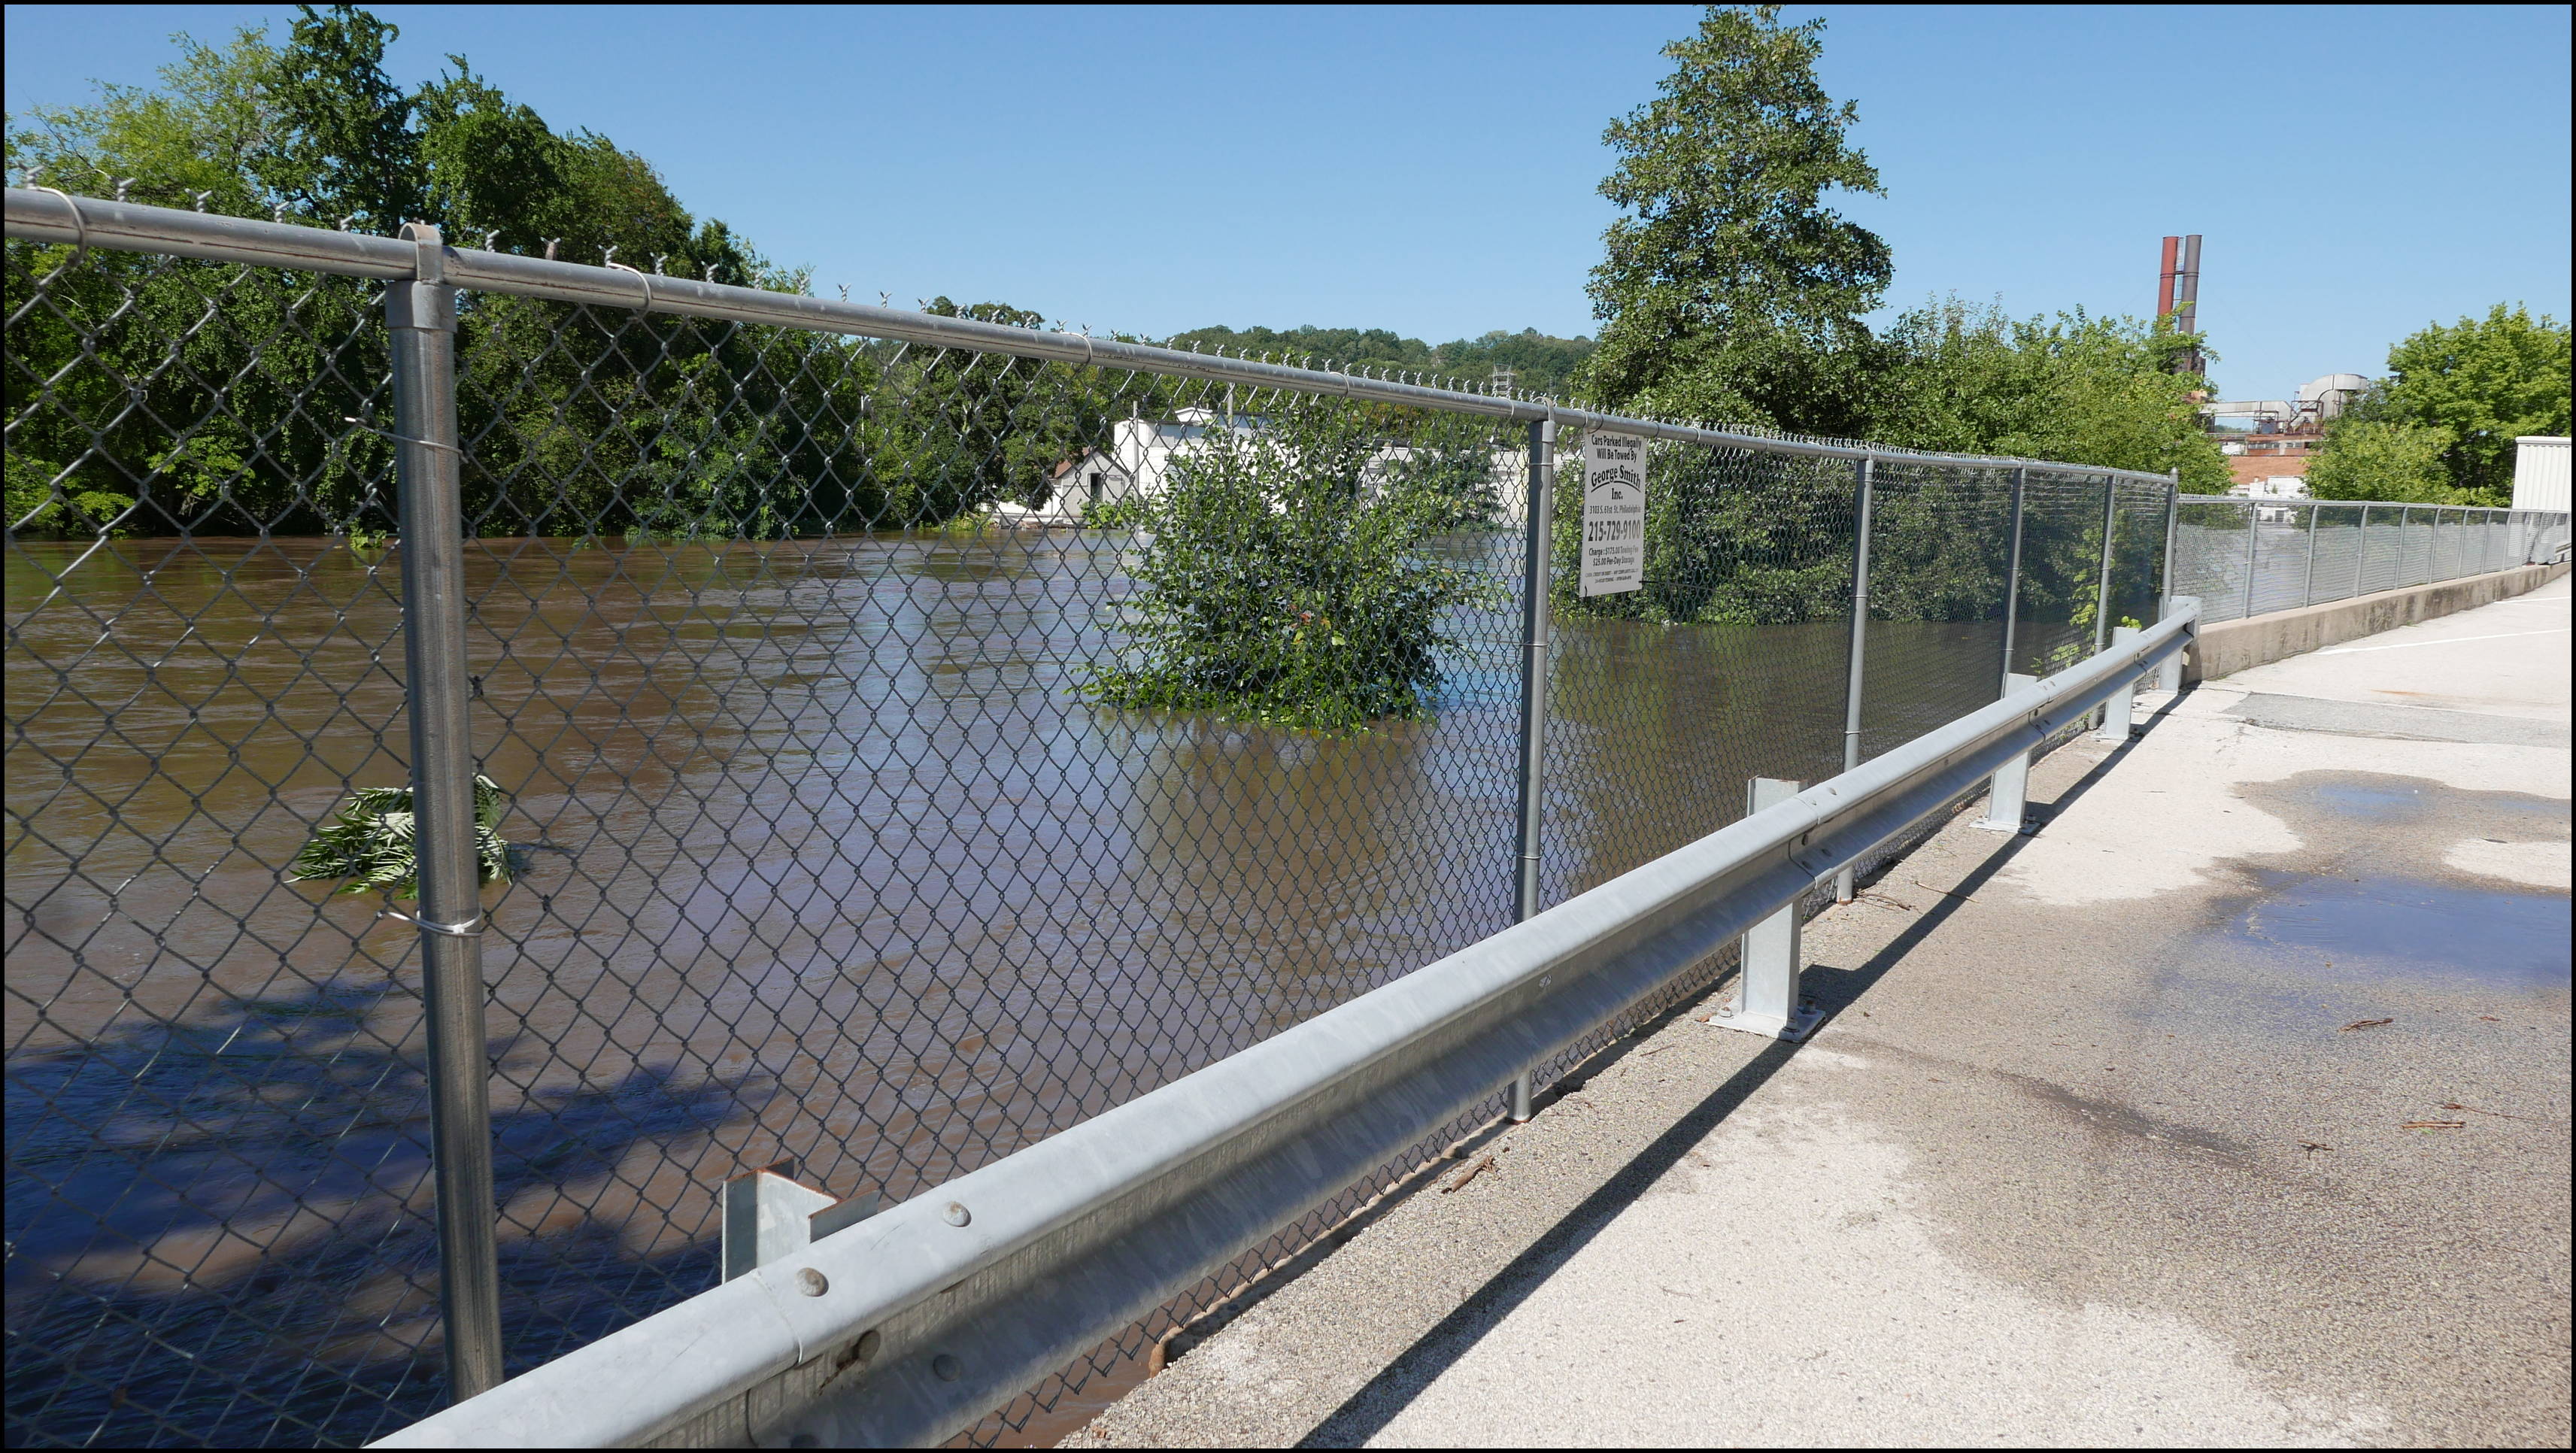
top-left (995, 408), bottom-right (1243, 524)
top-left (994, 408), bottom-right (1528, 526)
top-left (2512, 436), bottom-right (2569, 514)
top-left (2226, 475), bottom-right (2309, 500)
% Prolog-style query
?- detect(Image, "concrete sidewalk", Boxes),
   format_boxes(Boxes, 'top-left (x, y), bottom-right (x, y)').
top-left (1080, 581), bottom-right (2570, 1448)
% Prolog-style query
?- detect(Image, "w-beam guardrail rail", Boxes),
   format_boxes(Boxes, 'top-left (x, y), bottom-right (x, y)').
top-left (376, 605), bottom-right (2197, 1449)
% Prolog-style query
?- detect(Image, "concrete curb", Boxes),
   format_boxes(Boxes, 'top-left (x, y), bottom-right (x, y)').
top-left (2186, 560), bottom-right (2569, 682)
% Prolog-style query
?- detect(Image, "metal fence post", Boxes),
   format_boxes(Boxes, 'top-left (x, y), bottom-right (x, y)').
top-left (1506, 416), bottom-right (1556, 1123)
top-left (2086, 476), bottom-right (2119, 730)
top-left (2000, 466), bottom-right (2028, 684)
top-left (2354, 504), bottom-right (2370, 596)
top-left (2090, 475), bottom-right (2119, 656)
top-left (1834, 457), bottom-right (1876, 902)
top-left (2241, 499), bottom-right (2259, 619)
top-left (387, 223), bottom-right (505, 1403)
top-left (2301, 501), bottom-right (2320, 605)
top-left (2157, 471), bottom-right (2179, 611)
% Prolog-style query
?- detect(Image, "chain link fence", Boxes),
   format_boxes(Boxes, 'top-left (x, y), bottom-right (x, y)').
top-left (10, 191), bottom-right (2552, 1448)
top-left (2171, 496), bottom-right (2569, 626)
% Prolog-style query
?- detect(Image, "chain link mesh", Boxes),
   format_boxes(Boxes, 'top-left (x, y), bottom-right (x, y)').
top-left (2168, 496), bottom-right (2565, 626)
top-left (12, 214), bottom-right (2562, 1449)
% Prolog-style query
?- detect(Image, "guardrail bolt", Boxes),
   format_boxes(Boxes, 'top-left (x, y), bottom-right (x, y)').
top-left (795, 1269), bottom-right (829, 1297)
top-left (933, 1354), bottom-right (964, 1382)
top-left (944, 1202), bottom-right (972, 1227)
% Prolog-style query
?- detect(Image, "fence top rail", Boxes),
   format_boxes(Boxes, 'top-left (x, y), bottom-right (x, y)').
top-left (2179, 495), bottom-right (2563, 522)
top-left (5, 186), bottom-right (2183, 486)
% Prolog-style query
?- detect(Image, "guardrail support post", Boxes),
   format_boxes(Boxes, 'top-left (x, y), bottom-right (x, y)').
top-left (388, 225), bottom-right (504, 1406)
top-left (1708, 777), bottom-right (1819, 1040)
top-left (2096, 626), bottom-right (2141, 742)
top-left (722, 1164), bottom-right (880, 1282)
top-left (1834, 457), bottom-right (1875, 902)
top-left (1506, 417), bottom-right (1556, 1121)
top-left (1974, 674), bottom-right (2039, 832)
top-left (2354, 505), bottom-right (2370, 596)
top-left (2156, 595), bottom-right (2198, 693)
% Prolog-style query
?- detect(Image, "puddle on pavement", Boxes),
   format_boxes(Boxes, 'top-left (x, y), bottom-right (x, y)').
top-left (2206, 772), bottom-right (2571, 995)
top-left (2301, 781), bottom-right (2434, 823)
top-left (2229, 868), bottom-right (2571, 990)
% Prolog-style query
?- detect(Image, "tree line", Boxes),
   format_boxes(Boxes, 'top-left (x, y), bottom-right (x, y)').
top-left (2306, 305), bottom-right (2571, 507)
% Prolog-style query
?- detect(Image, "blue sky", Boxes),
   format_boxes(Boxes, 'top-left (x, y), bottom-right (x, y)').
top-left (6, 5), bottom-right (2568, 399)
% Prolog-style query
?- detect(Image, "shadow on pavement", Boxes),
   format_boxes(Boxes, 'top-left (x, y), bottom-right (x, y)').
top-left (1295, 720), bottom-right (2158, 1446)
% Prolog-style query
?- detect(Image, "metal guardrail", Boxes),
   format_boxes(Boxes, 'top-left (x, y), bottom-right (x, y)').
top-left (375, 605), bottom-right (2198, 1449)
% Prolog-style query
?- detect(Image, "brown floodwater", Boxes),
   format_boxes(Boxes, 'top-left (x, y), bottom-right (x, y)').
top-left (5, 529), bottom-right (2004, 1445)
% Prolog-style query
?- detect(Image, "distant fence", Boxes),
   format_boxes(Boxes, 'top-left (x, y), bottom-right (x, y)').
top-left (0, 187), bottom-right (2550, 1449)
top-left (2171, 496), bottom-right (2568, 625)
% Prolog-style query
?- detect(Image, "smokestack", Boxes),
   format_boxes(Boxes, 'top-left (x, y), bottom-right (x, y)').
top-left (2176, 234), bottom-right (2203, 375)
top-left (2175, 234), bottom-right (2201, 336)
top-left (2158, 235), bottom-right (2179, 322)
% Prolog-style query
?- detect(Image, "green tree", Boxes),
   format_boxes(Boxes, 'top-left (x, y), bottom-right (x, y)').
top-left (1084, 398), bottom-right (1500, 731)
top-left (2305, 417), bottom-right (2460, 504)
top-left (258, 5), bottom-right (420, 229)
top-left (1429, 329), bottom-right (1597, 397)
top-left (6, 5), bottom-right (818, 540)
top-left (2366, 305), bottom-right (2571, 504)
top-left (1164, 324), bottom-right (1439, 378)
top-left (1869, 299), bottom-right (2228, 490)
top-left (1580, 4), bottom-right (1890, 435)
top-left (1162, 324), bottom-right (1598, 399)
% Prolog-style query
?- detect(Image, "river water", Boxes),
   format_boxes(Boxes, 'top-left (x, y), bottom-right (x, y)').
top-left (5, 529), bottom-right (2004, 1444)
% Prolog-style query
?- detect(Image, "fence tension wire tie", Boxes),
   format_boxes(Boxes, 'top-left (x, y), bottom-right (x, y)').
top-left (606, 257), bottom-right (655, 314)
top-left (379, 907), bottom-right (485, 938)
top-left (30, 187), bottom-right (88, 267)
top-left (342, 416), bottom-right (463, 455)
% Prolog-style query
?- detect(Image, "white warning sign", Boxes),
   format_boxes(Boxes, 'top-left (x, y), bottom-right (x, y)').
top-left (1578, 431), bottom-right (1647, 597)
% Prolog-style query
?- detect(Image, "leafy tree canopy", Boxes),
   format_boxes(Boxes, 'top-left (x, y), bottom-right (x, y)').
top-left (1579, 4), bottom-right (1890, 435)
top-left (1869, 299), bottom-right (2229, 491)
top-left (8, 4), bottom-right (761, 281)
top-left (1164, 324), bottom-right (1595, 397)
top-left (2305, 418), bottom-right (2462, 505)
top-left (2361, 305), bottom-right (2570, 505)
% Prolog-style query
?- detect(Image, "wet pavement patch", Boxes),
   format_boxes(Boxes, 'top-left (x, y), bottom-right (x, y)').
top-left (2204, 771), bottom-right (2571, 996)
top-left (2228, 868), bottom-right (2571, 991)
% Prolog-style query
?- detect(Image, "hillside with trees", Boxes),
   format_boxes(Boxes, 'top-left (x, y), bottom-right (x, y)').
top-left (1162, 325), bottom-right (1596, 398)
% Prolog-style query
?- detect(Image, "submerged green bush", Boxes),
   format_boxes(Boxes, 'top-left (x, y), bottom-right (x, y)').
top-left (288, 775), bottom-right (514, 898)
top-left (1083, 399), bottom-right (1500, 733)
